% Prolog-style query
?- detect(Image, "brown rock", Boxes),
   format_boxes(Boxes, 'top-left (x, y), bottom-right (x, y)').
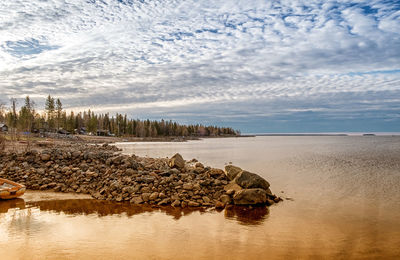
top-left (141, 193), bottom-right (151, 202)
top-left (168, 153), bottom-right (185, 169)
top-left (215, 201), bottom-right (225, 209)
top-left (209, 168), bottom-right (224, 176)
top-left (188, 201), bottom-right (200, 207)
top-left (149, 192), bottom-right (159, 201)
top-left (183, 183), bottom-right (193, 190)
top-left (171, 200), bottom-right (181, 207)
top-left (131, 196), bottom-right (144, 204)
top-left (220, 194), bottom-right (231, 205)
top-left (224, 182), bottom-right (242, 193)
top-left (202, 196), bottom-right (211, 203)
top-left (234, 171), bottom-right (270, 190)
top-left (158, 198), bottom-right (170, 205)
top-left (233, 188), bottom-right (268, 205)
top-left (41, 154), bottom-right (51, 161)
top-left (224, 165), bottom-right (242, 180)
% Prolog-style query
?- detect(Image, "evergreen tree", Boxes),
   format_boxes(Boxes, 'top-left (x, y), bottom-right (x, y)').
top-left (45, 95), bottom-right (55, 129)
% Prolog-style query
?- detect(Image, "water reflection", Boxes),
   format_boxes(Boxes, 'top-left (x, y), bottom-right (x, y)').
top-left (0, 198), bottom-right (26, 213)
top-left (224, 205), bottom-right (269, 226)
top-left (2, 197), bottom-right (270, 226)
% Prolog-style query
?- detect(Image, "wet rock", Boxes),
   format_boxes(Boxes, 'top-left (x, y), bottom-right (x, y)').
top-left (131, 196), bottom-right (144, 204)
top-left (215, 201), bottom-right (225, 209)
top-left (234, 171), bottom-right (270, 190)
top-left (233, 188), bottom-right (268, 205)
top-left (158, 198), bottom-right (170, 205)
top-left (220, 194), bottom-right (231, 205)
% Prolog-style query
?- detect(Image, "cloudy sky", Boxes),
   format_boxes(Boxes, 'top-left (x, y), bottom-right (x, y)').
top-left (0, 0), bottom-right (399, 133)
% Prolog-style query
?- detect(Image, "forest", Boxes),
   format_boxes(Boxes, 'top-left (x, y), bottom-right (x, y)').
top-left (0, 95), bottom-right (240, 137)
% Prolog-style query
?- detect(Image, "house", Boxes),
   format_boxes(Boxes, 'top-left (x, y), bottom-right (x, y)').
top-left (96, 130), bottom-right (110, 136)
top-left (0, 123), bottom-right (8, 132)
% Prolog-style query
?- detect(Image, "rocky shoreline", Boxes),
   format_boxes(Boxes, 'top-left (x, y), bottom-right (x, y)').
top-left (0, 143), bottom-right (282, 208)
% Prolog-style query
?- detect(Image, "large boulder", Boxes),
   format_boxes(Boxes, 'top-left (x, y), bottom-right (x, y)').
top-left (168, 153), bottom-right (185, 169)
top-left (224, 165), bottom-right (242, 180)
top-left (233, 188), bottom-right (268, 205)
top-left (234, 170), bottom-right (270, 190)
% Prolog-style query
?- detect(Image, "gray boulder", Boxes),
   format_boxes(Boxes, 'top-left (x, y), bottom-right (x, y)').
top-left (224, 165), bottom-right (242, 180)
top-left (234, 170), bottom-right (270, 190)
top-left (233, 188), bottom-right (268, 205)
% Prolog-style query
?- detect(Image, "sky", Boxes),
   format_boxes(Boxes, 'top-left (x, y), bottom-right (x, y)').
top-left (0, 0), bottom-right (399, 133)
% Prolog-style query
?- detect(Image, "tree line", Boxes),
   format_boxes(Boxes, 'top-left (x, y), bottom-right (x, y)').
top-left (0, 96), bottom-right (240, 137)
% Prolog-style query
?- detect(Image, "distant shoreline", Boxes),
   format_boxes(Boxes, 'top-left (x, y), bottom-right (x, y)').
top-left (248, 132), bottom-right (400, 137)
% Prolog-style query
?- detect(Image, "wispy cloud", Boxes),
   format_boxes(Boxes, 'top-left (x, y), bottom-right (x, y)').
top-left (0, 0), bottom-right (399, 132)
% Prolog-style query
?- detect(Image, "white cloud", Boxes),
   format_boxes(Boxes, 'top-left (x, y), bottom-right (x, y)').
top-left (0, 0), bottom-right (399, 131)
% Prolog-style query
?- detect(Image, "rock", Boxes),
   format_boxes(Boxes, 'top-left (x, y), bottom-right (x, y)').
top-left (224, 165), bottom-right (242, 180)
top-left (266, 198), bottom-right (275, 206)
top-left (41, 154), bottom-right (51, 161)
top-left (234, 171), bottom-right (270, 190)
top-left (209, 168), bottom-right (224, 177)
top-left (168, 153), bottom-right (185, 169)
top-left (224, 182), bottom-right (242, 193)
top-left (171, 200), bottom-right (181, 207)
top-left (125, 168), bottom-right (136, 176)
top-left (71, 151), bottom-right (81, 158)
top-left (158, 198), bottom-right (170, 205)
top-left (202, 196), bottom-right (211, 203)
top-left (149, 192), bottom-right (159, 201)
top-left (233, 188), bottom-right (268, 205)
top-left (188, 201), bottom-right (200, 207)
top-left (195, 162), bottom-right (204, 168)
top-left (141, 193), bottom-right (151, 202)
top-left (220, 194), bottom-right (231, 205)
top-left (183, 183), bottom-right (193, 190)
top-left (215, 201), bottom-right (225, 209)
top-left (131, 196), bottom-right (144, 204)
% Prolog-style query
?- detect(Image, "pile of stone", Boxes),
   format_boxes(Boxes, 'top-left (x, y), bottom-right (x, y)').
top-left (0, 144), bottom-right (281, 208)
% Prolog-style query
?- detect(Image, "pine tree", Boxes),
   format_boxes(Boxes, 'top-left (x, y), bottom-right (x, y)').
top-left (45, 95), bottom-right (55, 129)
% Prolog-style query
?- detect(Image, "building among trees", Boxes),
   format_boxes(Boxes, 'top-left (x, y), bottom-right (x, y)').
top-left (0, 123), bottom-right (8, 132)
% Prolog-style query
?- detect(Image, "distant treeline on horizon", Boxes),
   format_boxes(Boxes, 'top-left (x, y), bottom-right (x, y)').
top-left (0, 95), bottom-right (240, 137)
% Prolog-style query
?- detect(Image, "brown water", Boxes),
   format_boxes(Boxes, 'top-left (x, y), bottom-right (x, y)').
top-left (1, 136), bottom-right (400, 259)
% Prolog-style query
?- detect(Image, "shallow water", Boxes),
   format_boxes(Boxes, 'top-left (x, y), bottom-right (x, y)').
top-left (1, 136), bottom-right (400, 259)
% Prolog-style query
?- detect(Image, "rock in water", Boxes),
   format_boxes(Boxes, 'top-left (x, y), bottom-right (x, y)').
top-left (168, 153), bottom-right (185, 169)
top-left (234, 170), bottom-right (270, 190)
top-left (224, 165), bottom-right (242, 181)
top-left (233, 188), bottom-right (268, 205)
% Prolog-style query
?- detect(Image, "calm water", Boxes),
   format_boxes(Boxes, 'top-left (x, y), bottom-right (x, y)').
top-left (1, 136), bottom-right (400, 259)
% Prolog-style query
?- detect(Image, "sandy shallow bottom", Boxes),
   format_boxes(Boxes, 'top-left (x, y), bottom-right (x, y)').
top-left (1, 136), bottom-right (400, 259)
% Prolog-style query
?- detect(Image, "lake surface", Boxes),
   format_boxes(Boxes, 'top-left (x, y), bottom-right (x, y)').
top-left (1, 136), bottom-right (400, 259)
